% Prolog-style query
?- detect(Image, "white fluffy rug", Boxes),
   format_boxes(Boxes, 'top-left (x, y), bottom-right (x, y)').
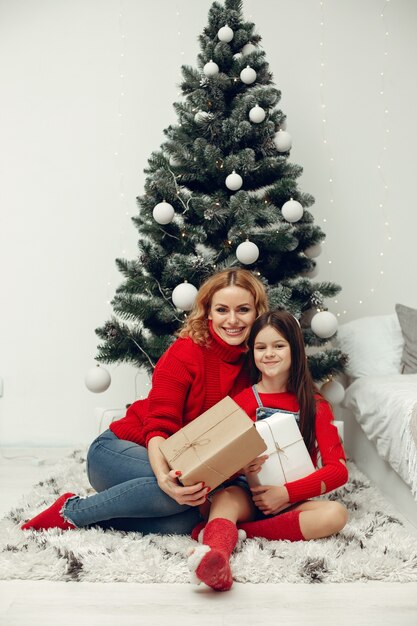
top-left (2, 450), bottom-right (417, 583)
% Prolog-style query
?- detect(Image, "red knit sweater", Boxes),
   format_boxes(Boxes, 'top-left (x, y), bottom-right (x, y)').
top-left (110, 323), bottom-right (251, 447)
top-left (232, 387), bottom-right (348, 503)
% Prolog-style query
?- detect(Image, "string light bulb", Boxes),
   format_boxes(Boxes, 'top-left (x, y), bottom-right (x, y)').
top-left (317, 0), bottom-right (394, 317)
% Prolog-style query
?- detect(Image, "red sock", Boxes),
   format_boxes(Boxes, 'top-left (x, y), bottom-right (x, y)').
top-left (21, 493), bottom-right (76, 531)
top-left (238, 510), bottom-right (305, 542)
top-left (191, 520), bottom-right (206, 542)
top-left (188, 518), bottom-right (238, 591)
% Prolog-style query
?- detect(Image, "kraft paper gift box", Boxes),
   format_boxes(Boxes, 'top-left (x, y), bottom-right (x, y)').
top-left (247, 411), bottom-right (315, 488)
top-left (159, 396), bottom-right (267, 491)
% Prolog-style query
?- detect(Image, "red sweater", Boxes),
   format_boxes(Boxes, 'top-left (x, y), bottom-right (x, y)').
top-left (232, 387), bottom-right (348, 503)
top-left (110, 323), bottom-right (251, 447)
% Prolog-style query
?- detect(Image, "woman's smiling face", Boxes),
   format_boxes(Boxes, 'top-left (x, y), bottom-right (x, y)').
top-left (208, 286), bottom-right (256, 345)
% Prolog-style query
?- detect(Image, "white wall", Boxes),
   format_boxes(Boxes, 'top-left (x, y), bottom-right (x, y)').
top-left (0, 0), bottom-right (416, 446)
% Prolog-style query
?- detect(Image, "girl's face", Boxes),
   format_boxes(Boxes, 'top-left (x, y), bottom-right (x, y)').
top-left (253, 325), bottom-right (292, 384)
top-left (208, 286), bottom-right (256, 345)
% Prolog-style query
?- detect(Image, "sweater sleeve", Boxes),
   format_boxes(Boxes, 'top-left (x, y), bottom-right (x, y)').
top-left (232, 387), bottom-right (258, 421)
top-left (284, 400), bottom-right (348, 503)
top-left (142, 340), bottom-right (196, 446)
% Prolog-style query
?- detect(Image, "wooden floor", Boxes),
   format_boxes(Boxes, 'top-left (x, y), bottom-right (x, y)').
top-left (1, 448), bottom-right (417, 626)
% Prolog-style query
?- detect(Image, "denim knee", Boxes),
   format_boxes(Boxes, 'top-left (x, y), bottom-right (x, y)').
top-left (86, 430), bottom-right (155, 492)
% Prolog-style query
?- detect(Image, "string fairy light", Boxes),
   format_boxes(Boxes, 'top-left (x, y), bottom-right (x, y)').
top-left (96, 3), bottom-right (200, 398)
top-left (98, 1), bottom-right (158, 397)
top-left (105, 0), bottom-right (131, 310)
top-left (374, 0), bottom-right (394, 291)
top-left (317, 0), bottom-right (340, 313)
top-left (176, 6), bottom-right (186, 96)
top-left (317, 0), bottom-right (393, 317)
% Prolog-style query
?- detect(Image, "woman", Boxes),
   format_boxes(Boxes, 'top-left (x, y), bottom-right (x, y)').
top-left (188, 310), bottom-right (348, 591)
top-left (21, 268), bottom-right (268, 534)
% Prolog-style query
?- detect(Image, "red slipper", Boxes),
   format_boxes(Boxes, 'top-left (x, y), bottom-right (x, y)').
top-left (21, 493), bottom-right (77, 531)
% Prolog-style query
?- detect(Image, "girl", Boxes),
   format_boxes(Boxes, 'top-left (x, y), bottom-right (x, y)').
top-left (189, 310), bottom-right (348, 591)
top-left (21, 268), bottom-right (268, 535)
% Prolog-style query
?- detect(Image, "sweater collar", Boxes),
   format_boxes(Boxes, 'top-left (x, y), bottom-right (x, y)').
top-left (207, 320), bottom-right (248, 363)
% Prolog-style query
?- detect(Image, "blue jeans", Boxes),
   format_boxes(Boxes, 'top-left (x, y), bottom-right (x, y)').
top-left (62, 430), bottom-right (202, 534)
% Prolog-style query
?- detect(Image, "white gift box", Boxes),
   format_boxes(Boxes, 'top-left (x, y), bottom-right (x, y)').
top-left (247, 410), bottom-right (315, 488)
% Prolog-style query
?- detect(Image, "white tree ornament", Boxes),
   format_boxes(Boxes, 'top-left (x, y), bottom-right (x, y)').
top-left (236, 240), bottom-right (259, 265)
top-left (194, 110), bottom-right (212, 123)
top-left (305, 243), bottom-right (322, 258)
top-left (240, 66), bottom-right (257, 84)
top-left (311, 311), bottom-right (338, 338)
top-left (274, 129), bottom-right (292, 152)
top-left (169, 155), bottom-right (181, 167)
top-left (85, 364), bottom-right (111, 393)
top-left (242, 43), bottom-right (256, 56)
top-left (320, 379), bottom-right (345, 405)
top-left (218, 25), bottom-right (234, 42)
top-left (249, 105), bottom-right (266, 123)
top-left (305, 263), bottom-right (319, 278)
top-left (281, 198), bottom-right (303, 223)
top-left (172, 282), bottom-right (198, 311)
top-left (225, 171), bottom-right (243, 191)
top-left (153, 201), bottom-right (175, 225)
top-left (203, 60), bottom-right (219, 77)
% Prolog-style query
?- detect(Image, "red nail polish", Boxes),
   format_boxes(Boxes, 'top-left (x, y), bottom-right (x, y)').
top-left (175, 471), bottom-right (182, 476)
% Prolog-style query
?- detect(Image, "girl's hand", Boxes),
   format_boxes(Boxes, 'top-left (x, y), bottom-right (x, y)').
top-left (250, 484), bottom-right (290, 516)
top-left (157, 469), bottom-right (210, 507)
top-left (241, 454), bottom-right (269, 475)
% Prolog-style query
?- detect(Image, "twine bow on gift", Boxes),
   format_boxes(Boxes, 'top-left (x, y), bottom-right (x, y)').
top-left (274, 441), bottom-right (289, 459)
top-left (170, 437), bottom-right (211, 463)
top-left (263, 420), bottom-right (304, 481)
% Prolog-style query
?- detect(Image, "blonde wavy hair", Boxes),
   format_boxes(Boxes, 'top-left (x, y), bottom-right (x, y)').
top-left (178, 267), bottom-right (269, 346)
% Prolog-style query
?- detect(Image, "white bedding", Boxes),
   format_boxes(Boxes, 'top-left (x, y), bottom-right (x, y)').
top-left (343, 374), bottom-right (417, 498)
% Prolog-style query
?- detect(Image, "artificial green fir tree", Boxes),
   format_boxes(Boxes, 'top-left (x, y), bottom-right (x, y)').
top-left (96, 0), bottom-right (347, 383)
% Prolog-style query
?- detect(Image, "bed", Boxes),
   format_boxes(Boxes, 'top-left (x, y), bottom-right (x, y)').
top-left (334, 304), bottom-right (417, 528)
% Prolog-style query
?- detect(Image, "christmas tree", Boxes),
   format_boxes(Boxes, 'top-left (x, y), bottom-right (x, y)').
top-left (96, 0), bottom-right (346, 385)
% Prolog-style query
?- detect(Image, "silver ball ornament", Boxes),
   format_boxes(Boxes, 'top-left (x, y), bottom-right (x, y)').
top-left (242, 43), bottom-right (256, 56)
top-left (236, 240), bottom-right (259, 265)
top-left (225, 170), bottom-right (243, 191)
top-left (320, 379), bottom-right (345, 405)
top-left (153, 201), bottom-right (175, 225)
top-left (274, 129), bottom-right (292, 152)
top-left (203, 60), bottom-right (219, 77)
top-left (281, 198), bottom-right (304, 223)
top-left (169, 155), bottom-right (181, 167)
top-left (172, 282), bottom-right (198, 311)
top-left (194, 110), bottom-right (212, 123)
top-left (305, 243), bottom-right (322, 258)
top-left (240, 66), bottom-right (257, 84)
top-left (311, 311), bottom-right (338, 339)
top-left (305, 263), bottom-right (320, 278)
top-left (85, 364), bottom-right (111, 393)
top-left (218, 25), bottom-right (234, 43)
top-left (249, 105), bottom-right (266, 123)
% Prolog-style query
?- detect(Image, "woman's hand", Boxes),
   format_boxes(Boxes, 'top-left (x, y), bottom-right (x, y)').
top-left (241, 454), bottom-right (269, 475)
top-left (157, 469), bottom-right (210, 507)
top-left (250, 484), bottom-right (290, 516)
top-left (147, 436), bottom-right (209, 506)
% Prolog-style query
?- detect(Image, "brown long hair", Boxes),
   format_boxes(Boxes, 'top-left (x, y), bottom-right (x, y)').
top-left (247, 310), bottom-right (318, 454)
top-left (178, 268), bottom-right (269, 346)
